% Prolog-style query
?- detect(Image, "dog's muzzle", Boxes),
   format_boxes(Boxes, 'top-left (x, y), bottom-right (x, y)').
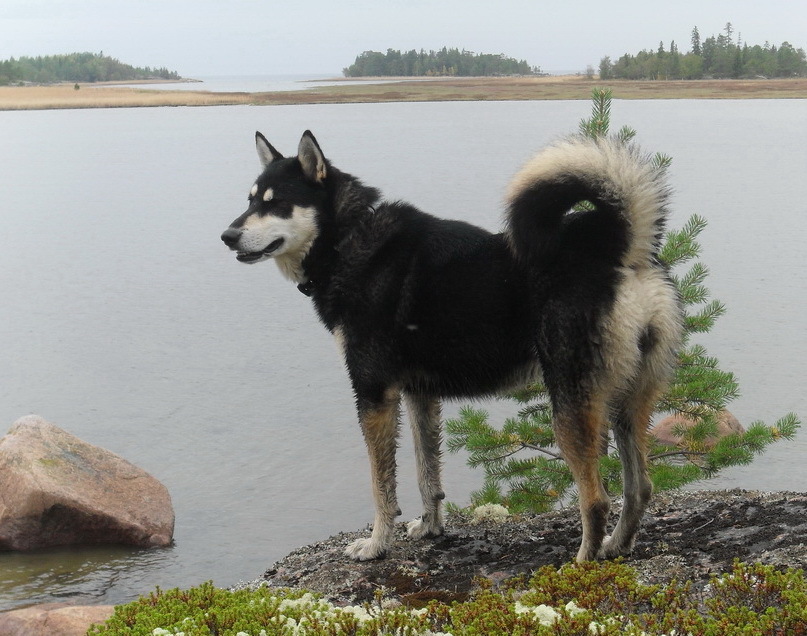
top-left (220, 228), bottom-right (284, 263)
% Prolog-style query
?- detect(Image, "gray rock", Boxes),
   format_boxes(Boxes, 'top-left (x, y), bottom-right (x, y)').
top-left (254, 489), bottom-right (807, 607)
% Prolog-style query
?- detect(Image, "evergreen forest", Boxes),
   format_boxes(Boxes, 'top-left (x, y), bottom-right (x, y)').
top-left (599, 23), bottom-right (807, 80)
top-left (343, 47), bottom-right (540, 77)
top-left (0, 52), bottom-right (181, 85)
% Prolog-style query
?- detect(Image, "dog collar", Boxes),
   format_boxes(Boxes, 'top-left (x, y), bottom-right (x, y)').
top-left (297, 280), bottom-right (315, 297)
top-left (296, 205), bottom-right (373, 298)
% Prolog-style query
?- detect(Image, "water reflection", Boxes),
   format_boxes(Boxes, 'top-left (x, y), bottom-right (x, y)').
top-left (0, 544), bottom-right (175, 610)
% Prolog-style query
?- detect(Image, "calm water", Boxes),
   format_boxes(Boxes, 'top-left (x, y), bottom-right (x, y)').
top-left (111, 74), bottom-right (403, 92)
top-left (0, 99), bottom-right (806, 610)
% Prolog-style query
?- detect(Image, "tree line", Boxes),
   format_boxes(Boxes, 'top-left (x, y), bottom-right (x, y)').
top-left (599, 23), bottom-right (807, 80)
top-left (0, 52), bottom-right (181, 85)
top-left (343, 47), bottom-right (541, 77)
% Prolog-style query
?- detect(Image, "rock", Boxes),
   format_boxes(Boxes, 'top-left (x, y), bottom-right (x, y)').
top-left (0, 415), bottom-right (174, 551)
top-left (651, 409), bottom-right (744, 447)
top-left (0, 602), bottom-right (114, 636)
top-left (253, 489), bottom-right (807, 607)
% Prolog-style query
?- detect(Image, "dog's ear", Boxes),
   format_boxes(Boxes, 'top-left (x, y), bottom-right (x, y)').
top-left (256, 131), bottom-right (283, 168)
top-left (297, 130), bottom-right (327, 183)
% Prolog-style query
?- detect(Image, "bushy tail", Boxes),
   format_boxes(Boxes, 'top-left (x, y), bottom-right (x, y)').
top-left (504, 136), bottom-right (670, 269)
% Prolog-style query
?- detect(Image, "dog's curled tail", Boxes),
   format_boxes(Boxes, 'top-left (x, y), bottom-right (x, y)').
top-left (504, 136), bottom-right (670, 269)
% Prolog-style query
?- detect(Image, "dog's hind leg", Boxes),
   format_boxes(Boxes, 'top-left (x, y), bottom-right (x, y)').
top-left (345, 388), bottom-right (402, 561)
top-left (602, 308), bottom-right (681, 558)
top-left (599, 399), bottom-right (654, 559)
top-left (554, 403), bottom-right (611, 562)
top-left (404, 392), bottom-right (445, 540)
top-left (601, 369), bottom-right (667, 558)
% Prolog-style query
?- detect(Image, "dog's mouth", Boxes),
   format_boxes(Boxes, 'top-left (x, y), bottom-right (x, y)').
top-left (236, 238), bottom-right (284, 263)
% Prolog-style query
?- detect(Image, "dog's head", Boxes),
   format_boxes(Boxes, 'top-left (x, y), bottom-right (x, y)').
top-left (221, 131), bottom-right (327, 281)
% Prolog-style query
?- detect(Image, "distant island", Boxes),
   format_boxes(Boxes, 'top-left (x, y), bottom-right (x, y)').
top-left (343, 47), bottom-right (541, 77)
top-left (0, 52), bottom-right (181, 85)
top-left (600, 23), bottom-right (807, 80)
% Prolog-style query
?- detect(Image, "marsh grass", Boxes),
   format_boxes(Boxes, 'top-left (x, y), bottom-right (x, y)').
top-left (243, 76), bottom-right (807, 103)
top-left (0, 85), bottom-right (252, 110)
top-left (2, 76), bottom-right (807, 110)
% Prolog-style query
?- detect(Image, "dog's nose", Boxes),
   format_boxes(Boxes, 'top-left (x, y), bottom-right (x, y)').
top-left (221, 227), bottom-right (241, 248)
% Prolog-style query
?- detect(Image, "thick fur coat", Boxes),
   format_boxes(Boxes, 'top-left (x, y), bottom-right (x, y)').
top-left (221, 131), bottom-right (682, 562)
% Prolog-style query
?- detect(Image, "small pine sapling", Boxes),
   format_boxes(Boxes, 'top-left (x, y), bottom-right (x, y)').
top-left (446, 88), bottom-right (799, 514)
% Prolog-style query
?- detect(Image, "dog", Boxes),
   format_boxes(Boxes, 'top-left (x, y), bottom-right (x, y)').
top-left (221, 130), bottom-right (682, 562)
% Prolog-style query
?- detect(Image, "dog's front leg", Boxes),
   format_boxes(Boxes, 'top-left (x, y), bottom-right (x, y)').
top-left (344, 389), bottom-right (402, 561)
top-left (404, 392), bottom-right (445, 540)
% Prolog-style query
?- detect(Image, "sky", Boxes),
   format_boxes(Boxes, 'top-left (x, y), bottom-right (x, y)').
top-left (1, 0), bottom-right (806, 77)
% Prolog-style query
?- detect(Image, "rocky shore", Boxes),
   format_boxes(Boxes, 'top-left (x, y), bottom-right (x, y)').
top-left (254, 489), bottom-right (807, 607)
top-left (5, 489), bottom-right (807, 634)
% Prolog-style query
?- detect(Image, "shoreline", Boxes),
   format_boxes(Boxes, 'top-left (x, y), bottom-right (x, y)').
top-left (256, 489), bottom-right (807, 607)
top-left (2, 76), bottom-right (807, 110)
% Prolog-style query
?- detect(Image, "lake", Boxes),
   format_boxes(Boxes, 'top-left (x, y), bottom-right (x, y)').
top-left (112, 74), bottom-right (403, 93)
top-left (0, 98), bottom-right (806, 610)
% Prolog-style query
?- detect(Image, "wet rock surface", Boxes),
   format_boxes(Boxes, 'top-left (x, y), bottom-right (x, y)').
top-left (257, 489), bottom-right (807, 606)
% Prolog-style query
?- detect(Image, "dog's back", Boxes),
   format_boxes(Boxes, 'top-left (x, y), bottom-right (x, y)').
top-left (327, 200), bottom-right (536, 399)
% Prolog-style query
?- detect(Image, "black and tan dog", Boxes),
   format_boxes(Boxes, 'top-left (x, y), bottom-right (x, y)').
top-left (221, 131), bottom-right (682, 562)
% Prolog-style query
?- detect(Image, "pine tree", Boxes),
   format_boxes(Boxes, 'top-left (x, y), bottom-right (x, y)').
top-left (691, 27), bottom-right (702, 56)
top-left (446, 89), bottom-right (800, 514)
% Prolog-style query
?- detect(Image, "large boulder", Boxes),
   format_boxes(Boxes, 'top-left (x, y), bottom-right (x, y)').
top-left (650, 409), bottom-right (745, 448)
top-left (0, 603), bottom-right (114, 636)
top-left (0, 415), bottom-right (174, 551)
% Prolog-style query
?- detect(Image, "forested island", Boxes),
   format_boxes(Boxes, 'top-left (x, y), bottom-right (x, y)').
top-left (600, 23), bottom-right (807, 80)
top-left (343, 47), bottom-right (541, 77)
top-left (0, 52), bottom-right (181, 85)
top-left (4, 30), bottom-right (807, 111)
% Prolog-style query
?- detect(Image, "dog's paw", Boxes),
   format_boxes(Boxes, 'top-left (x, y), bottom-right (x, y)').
top-left (406, 517), bottom-right (444, 541)
top-left (597, 535), bottom-right (633, 560)
top-left (344, 537), bottom-right (387, 561)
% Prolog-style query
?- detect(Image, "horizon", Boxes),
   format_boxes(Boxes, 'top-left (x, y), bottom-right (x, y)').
top-left (2, 0), bottom-right (806, 78)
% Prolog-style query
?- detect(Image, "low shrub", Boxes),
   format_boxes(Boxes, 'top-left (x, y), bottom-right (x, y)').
top-left (89, 560), bottom-right (807, 635)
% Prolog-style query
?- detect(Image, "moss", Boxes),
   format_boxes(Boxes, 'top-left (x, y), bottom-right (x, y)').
top-left (89, 561), bottom-right (807, 635)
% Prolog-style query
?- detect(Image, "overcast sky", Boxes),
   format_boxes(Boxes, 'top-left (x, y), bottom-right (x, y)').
top-left (2, 0), bottom-right (806, 77)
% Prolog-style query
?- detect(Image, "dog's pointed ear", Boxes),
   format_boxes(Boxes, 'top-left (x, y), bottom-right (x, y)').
top-left (297, 130), bottom-right (327, 183)
top-left (256, 131), bottom-right (283, 168)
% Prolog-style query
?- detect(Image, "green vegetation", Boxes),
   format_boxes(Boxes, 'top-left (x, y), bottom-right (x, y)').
top-left (599, 22), bottom-right (807, 80)
top-left (343, 48), bottom-right (540, 77)
top-left (89, 561), bottom-right (807, 634)
top-left (0, 52), bottom-right (181, 85)
top-left (446, 89), bottom-right (799, 515)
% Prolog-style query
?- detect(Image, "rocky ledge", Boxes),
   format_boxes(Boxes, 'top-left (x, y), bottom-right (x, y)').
top-left (257, 489), bottom-right (807, 606)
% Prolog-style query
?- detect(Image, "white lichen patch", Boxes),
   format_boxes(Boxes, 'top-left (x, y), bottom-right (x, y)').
top-left (471, 503), bottom-right (510, 524)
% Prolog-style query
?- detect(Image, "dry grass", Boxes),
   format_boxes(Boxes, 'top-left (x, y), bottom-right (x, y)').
top-left (2, 76), bottom-right (807, 111)
top-left (0, 84), bottom-right (252, 110)
top-left (287, 76), bottom-right (807, 102)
